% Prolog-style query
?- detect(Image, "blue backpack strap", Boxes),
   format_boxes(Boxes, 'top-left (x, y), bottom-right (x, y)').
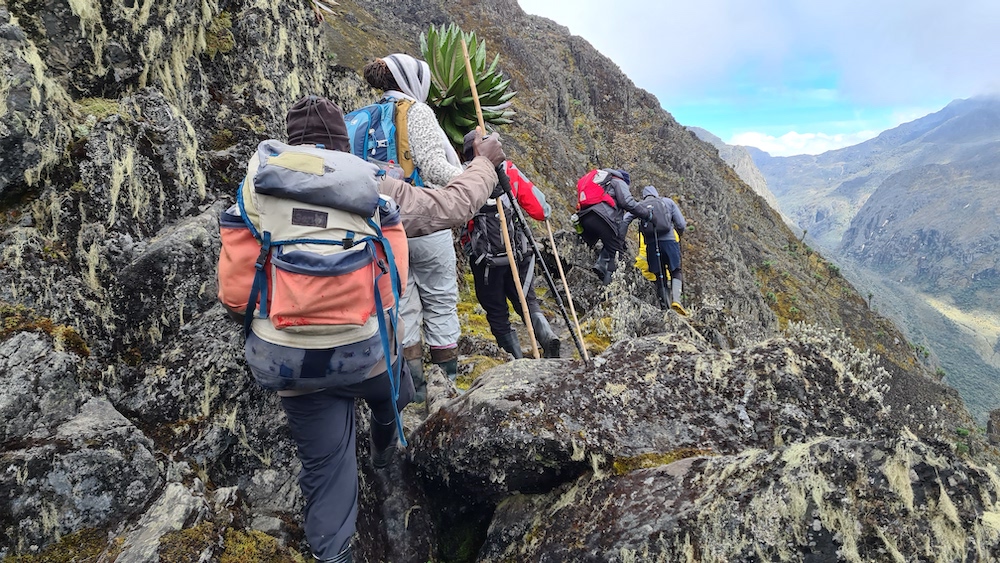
top-left (236, 179), bottom-right (262, 240)
top-left (368, 216), bottom-right (406, 446)
top-left (243, 231), bottom-right (272, 337)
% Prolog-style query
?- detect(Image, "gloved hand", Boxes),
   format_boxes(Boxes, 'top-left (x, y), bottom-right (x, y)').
top-left (472, 128), bottom-right (507, 167)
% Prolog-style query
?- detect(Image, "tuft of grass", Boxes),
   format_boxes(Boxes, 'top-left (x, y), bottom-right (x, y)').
top-left (158, 522), bottom-right (219, 563)
top-left (457, 354), bottom-right (504, 390)
top-left (77, 97), bottom-right (120, 120)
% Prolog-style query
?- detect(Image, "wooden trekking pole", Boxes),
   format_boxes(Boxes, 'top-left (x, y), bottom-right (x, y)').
top-left (461, 36), bottom-right (539, 359)
top-left (545, 220), bottom-right (589, 362)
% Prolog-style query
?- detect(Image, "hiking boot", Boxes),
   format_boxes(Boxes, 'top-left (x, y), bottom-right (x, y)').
top-left (406, 358), bottom-right (426, 403)
top-left (671, 279), bottom-right (688, 316)
top-left (592, 249), bottom-right (611, 284)
top-left (495, 330), bottom-right (523, 359)
top-left (543, 338), bottom-right (561, 359)
top-left (434, 358), bottom-right (459, 382)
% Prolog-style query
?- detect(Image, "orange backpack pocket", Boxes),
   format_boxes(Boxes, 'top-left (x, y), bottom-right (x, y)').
top-left (218, 208), bottom-right (262, 313)
top-left (268, 245), bottom-right (377, 329)
top-left (375, 223), bottom-right (408, 308)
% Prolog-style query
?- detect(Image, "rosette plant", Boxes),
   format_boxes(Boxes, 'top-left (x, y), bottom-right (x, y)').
top-left (420, 23), bottom-right (517, 146)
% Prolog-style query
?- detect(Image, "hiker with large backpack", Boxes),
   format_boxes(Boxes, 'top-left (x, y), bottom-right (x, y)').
top-left (459, 131), bottom-right (561, 359)
top-left (626, 185), bottom-right (688, 315)
top-left (574, 168), bottom-right (655, 284)
top-left (352, 53), bottom-right (466, 403)
top-left (217, 95), bottom-right (506, 563)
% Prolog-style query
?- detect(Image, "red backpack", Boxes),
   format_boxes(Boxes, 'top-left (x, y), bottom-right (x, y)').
top-left (576, 169), bottom-right (616, 210)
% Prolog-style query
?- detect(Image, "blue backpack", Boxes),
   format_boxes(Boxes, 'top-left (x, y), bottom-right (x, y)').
top-left (345, 97), bottom-right (424, 186)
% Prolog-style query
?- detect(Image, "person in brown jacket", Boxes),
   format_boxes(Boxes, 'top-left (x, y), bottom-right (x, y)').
top-left (241, 95), bottom-right (505, 563)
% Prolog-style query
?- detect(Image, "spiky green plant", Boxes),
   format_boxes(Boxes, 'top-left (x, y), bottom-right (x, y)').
top-left (420, 23), bottom-right (517, 146)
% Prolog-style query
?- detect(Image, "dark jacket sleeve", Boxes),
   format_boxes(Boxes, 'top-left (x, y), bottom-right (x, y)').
top-left (608, 178), bottom-right (648, 219)
top-left (667, 198), bottom-right (687, 235)
top-left (378, 156), bottom-right (498, 237)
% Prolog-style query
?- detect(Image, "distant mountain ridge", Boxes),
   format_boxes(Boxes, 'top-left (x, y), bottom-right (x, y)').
top-left (743, 95), bottom-right (1000, 419)
top-left (687, 126), bottom-right (795, 230)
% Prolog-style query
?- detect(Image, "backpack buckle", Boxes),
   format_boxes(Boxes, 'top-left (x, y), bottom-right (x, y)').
top-left (343, 231), bottom-right (355, 249)
top-left (375, 140), bottom-right (389, 148)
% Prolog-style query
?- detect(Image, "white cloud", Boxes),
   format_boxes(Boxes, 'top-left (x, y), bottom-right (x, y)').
top-left (517, 0), bottom-right (1000, 104)
top-left (728, 130), bottom-right (880, 157)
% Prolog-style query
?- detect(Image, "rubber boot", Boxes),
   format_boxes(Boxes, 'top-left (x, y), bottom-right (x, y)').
top-left (369, 415), bottom-right (398, 469)
top-left (592, 249), bottom-right (611, 285)
top-left (403, 344), bottom-right (426, 403)
top-left (671, 279), bottom-right (688, 316)
top-left (530, 311), bottom-right (561, 358)
top-left (655, 279), bottom-right (671, 310)
top-left (495, 330), bottom-right (523, 359)
top-left (315, 545), bottom-right (353, 563)
top-left (435, 359), bottom-right (459, 382)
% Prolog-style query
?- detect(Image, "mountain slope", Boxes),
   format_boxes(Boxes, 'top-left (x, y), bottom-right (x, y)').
top-left (749, 96), bottom-right (1000, 420)
top-left (0, 0), bottom-right (985, 560)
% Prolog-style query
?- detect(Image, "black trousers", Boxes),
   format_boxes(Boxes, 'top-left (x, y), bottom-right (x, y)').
top-left (279, 365), bottom-right (413, 560)
top-left (579, 210), bottom-right (624, 270)
top-left (470, 256), bottom-right (541, 338)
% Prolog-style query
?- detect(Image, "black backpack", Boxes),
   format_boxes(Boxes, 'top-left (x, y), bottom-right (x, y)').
top-left (461, 196), bottom-right (527, 267)
top-left (638, 197), bottom-right (671, 238)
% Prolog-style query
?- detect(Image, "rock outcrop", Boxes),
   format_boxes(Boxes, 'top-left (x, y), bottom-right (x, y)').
top-left (0, 0), bottom-right (993, 561)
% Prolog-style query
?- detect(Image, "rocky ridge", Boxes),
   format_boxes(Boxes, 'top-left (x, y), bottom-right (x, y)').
top-left (0, 0), bottom-right (995, 561)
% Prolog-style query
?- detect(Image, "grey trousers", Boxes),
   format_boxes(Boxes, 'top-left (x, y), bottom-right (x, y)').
top-left (279, 365), bottom-right (413, 559)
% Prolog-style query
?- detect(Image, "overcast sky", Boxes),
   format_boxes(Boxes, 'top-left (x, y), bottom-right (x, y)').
top-left (516, 0), bottom-right (1000, 156)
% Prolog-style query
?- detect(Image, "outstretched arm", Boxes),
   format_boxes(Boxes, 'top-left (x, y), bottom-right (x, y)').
top-left (380, 157), bottom-right (499, 237)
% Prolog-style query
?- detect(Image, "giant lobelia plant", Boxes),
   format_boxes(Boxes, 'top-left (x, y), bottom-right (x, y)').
top-left (420, 23), bottom-right (517, 146)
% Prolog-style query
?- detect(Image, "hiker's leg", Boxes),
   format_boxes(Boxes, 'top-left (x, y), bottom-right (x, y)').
top-left (602, 226), bottom-right (626, 275)
top-left (472, 260), bottom-right (514, 338)
top-left (280, 389), bottom-right (358, 561)
top-left (399, 249), bottom-right (424, 353)
top-left (408, 230), bottom-right (459, 349)
top-left (347, 362), bottom-right (413, 455)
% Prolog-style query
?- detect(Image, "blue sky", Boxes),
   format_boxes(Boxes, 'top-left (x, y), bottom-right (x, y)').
top-left (516, 0), bottom-right (1000, 156)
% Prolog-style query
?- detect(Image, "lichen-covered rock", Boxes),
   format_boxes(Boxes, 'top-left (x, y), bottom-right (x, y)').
top-left (0, 332), bottom-right (82, 444)
top-left (115, 482), bottom-right (211, 563)
top-left (0, 6), bottom-right (73, 201)
top-left (0, 395), bottom-right (161, 558)
top-left (0, 0), bottom-right (993, 560)
top-left (411, 325), bottom-right (906, 501)
top-left (479, 434), bottom-right (1000, 562)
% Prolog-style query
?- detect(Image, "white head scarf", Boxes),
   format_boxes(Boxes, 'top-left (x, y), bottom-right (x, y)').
top-left (383, 53), bottom-right (431, 103)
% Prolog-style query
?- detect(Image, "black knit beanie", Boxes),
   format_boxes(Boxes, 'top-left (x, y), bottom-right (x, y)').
top-left (285, 95), bottom-right (350, 152)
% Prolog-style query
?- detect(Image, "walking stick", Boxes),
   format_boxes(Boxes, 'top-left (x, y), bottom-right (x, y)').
top-left (461, 36), bottom-right (539, 359)
top-left (545, 220), bottom-right (589, 363)
top-left (496, 173), bottom-right (588, 362)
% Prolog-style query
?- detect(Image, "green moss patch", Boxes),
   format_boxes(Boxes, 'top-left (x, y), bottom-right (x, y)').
top-left (205, 12), bottom-right (236, 59)
top-left (220, 529), bottom-right (303, 563)
top-left (0, 302), bottom-right (90, 357)
top-left (2, 528), bottom-right (122, 562)
top-left (612, 448), bottom-right (715, 475)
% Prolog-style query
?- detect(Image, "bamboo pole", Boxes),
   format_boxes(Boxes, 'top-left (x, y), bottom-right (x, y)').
top-left (545, 220), bottom-right (589, 362)
top-left (461, 36), bottom-right (539, 359)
